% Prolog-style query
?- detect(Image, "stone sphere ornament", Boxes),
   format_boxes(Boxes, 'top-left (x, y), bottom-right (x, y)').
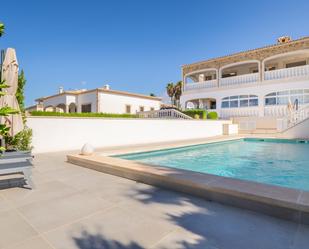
top-left (81, 143), bottom-right (94, 155)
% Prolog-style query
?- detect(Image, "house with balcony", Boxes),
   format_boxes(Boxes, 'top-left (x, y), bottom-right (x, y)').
top-left (181, 36), bottom-right (309, 127)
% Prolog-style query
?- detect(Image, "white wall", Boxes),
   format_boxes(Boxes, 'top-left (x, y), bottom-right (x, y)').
top-left (77, 91), bottom-right (97, 112)
top-left (99, 92), bottom-right (161, 114)
top-left (27, 117), bottom-right (232, 153)
top-left (43, 95), bottom-right (68, 107)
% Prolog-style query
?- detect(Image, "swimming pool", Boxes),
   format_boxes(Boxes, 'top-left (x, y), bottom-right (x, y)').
top-left (116, 138), bottom-right (309, 191)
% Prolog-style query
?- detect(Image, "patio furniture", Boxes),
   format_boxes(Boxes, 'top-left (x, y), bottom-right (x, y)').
top-left (0, 151), bottom-right (34, 189)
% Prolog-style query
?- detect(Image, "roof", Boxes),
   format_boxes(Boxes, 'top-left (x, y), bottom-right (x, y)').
top-left (182, 36), bottom-right (309, 70)
top-left (35, 88), bottom-right (162, 102)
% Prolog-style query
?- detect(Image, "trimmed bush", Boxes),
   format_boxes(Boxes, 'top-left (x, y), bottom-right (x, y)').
top-left (207, 111), bottom-right (218, 120)
top-left (30, 111), bottom-right (138, 118)
top-left (182, 109), bottom-right (207, 119)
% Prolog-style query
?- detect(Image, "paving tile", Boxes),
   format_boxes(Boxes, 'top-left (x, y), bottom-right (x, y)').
top-left (18, 190), bottom-right (114, 233)
top-left (1, 180), bottom-right (78, 208)
top-left (0, 194), bottom-right (13, 212)
top-left (0, 210), bottom-right (37, 248)
top-left (291, 225), bottom-right (309, 249)
top-left (45, 206), bottom-right (178, 249)
top-left (151, 228), bottom-right (217, 249)
top-left (177, 201), bottom-right (300, 249)
top-left (4, 236), bottom-right (53, 249)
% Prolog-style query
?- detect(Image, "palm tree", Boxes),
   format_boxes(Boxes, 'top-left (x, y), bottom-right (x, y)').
top-left (174, 81), bottom-right (183, 108)
top-left (0, 23), bottom-right (4, 37)
top-left (166, 82), bottom-right (175, 105)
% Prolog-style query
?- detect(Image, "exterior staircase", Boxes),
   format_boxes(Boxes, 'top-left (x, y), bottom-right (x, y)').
top-left (277, 104), bottom-right (309, 133)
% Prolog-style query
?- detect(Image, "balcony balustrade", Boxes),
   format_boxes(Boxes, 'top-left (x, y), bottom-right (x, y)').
top-left (264, 64), bottom-right (309, 81)
top-left (184, 80), bottom-right (217, 91)
top-left (220, 73), bottom-right (259, 87)
top-left (184, 64), bottom-right (309, 92)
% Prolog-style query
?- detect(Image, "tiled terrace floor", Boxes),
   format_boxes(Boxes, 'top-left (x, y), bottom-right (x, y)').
top-left (0, 151), bottom-right (309, 249)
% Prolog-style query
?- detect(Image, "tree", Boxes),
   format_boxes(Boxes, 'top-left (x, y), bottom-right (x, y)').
top-left (174, 81), bottom-right (183, 108)
top-left (166, 82), bottom-right (175, 105)
top-left (149, 93), bottom-right (156, 97)
top-left (0, 23), bottom-right (4, 37)
top-left (16, 70), bottom-right (26, 112)
top-left (166, 81), bottom-right (183, 107)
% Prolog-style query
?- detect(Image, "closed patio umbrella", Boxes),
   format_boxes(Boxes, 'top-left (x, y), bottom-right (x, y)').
top-left (0, 48), bottom-right (23, 136)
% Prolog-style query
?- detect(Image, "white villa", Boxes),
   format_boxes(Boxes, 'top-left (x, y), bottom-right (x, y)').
top-left (181, 36), bottom-right (309, 121)
top-left (27, 85), bottom-right (162, 114)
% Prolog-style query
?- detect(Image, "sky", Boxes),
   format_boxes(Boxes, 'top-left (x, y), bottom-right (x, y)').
top-left (1, 0), bottom-right (309, 106)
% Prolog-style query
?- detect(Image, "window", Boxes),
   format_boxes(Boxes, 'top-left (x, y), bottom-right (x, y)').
top-left (221, 95), bottom-right (258, 108)
top-left (205, 75), bottom-right (212, 81)
top-left (239, 99), bottom-right (249, 107)
top-left (286, 61), bottom-right (306, 68)
top-left (81, 104), bottom-right (91, 113)
top-left (265, 89), bottom-right (309, 106)
top-left (230, 100), bottom-right (238, 108)
top-left (221, 101), bottom-right (229, 108)
top-left (139, 106), bottom-right (144, 112)
top-left (150, 107), bottom-right (155, 111)
top-left (125, 105), bottom-right (131, 114)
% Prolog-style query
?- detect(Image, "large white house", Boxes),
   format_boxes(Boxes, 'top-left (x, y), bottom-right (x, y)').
top-left (181, 36), bottom-right (309, 121)
top-left (28, 85), bottom-right (162, 114)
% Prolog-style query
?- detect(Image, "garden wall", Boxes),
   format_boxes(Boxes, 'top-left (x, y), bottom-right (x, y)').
top-left (27, 117), bottom-right (232, 153)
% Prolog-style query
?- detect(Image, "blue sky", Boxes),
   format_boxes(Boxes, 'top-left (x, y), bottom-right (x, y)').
top-left (1, 0), bottom-right (309, 106)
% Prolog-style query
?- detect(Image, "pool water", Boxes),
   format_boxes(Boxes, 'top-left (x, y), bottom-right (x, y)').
top-left (116, 138), bottom-right (309, 191)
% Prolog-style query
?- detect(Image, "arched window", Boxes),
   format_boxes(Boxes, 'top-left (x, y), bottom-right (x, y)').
top-left (264, 89), bottom-right (309, 106)
top-left (221, 95), bottom-right (258, 108)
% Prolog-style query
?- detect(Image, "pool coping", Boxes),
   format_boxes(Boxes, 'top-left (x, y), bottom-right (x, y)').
top-left (67, 137), bottom-right (309, 225)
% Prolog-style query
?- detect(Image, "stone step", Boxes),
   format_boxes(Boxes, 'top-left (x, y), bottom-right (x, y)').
top-left (252, 129), bottom-right (278, 134)
top-left (0, 173), bottom-right (25, 189)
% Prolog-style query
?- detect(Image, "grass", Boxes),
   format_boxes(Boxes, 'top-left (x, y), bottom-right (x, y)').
top-left (30, 111), bottom-right (138, 118)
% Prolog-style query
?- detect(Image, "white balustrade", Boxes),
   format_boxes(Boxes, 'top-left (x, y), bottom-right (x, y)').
top-left (264, 65), bottom-right (309, 81)
top-left (137, 109), bottom-right (193, 119)
top-left (184, 80), bottom-right (217, 91)
top-left (220, 73), bottom-right (259, 87)
top-left (220, 107), bottom-right (259, 119)
top-left (264, 106), bottom-right (288, 117)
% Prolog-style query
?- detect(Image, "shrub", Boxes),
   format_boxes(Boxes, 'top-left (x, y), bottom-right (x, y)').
top-left (207, 111), bottom-right (218, 120)
top-left (30, 111), bottom-right (138, 118)
top-left (5, 127), bottom-right (33, 151)
top-left (194, 114), bottom-right (200, 119)
top-left (182, 109), bottom-right (207, 119)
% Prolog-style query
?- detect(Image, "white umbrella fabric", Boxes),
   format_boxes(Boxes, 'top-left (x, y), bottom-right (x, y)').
top-left (0, 48), bottom-right (23, 136)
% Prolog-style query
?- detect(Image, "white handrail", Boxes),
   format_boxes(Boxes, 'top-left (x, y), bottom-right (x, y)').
top-left (137, 109), bottom-right (193, 119)
top-left (278, 104), bottom-right (309, 131)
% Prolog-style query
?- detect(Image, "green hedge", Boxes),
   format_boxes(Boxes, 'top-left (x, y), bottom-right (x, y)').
top-left (207, 111), bottom-right (218, 120)
top-left (182, 109), bottom-right (207, 119)
top-left (30, 111), bottom-right (138, 118)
